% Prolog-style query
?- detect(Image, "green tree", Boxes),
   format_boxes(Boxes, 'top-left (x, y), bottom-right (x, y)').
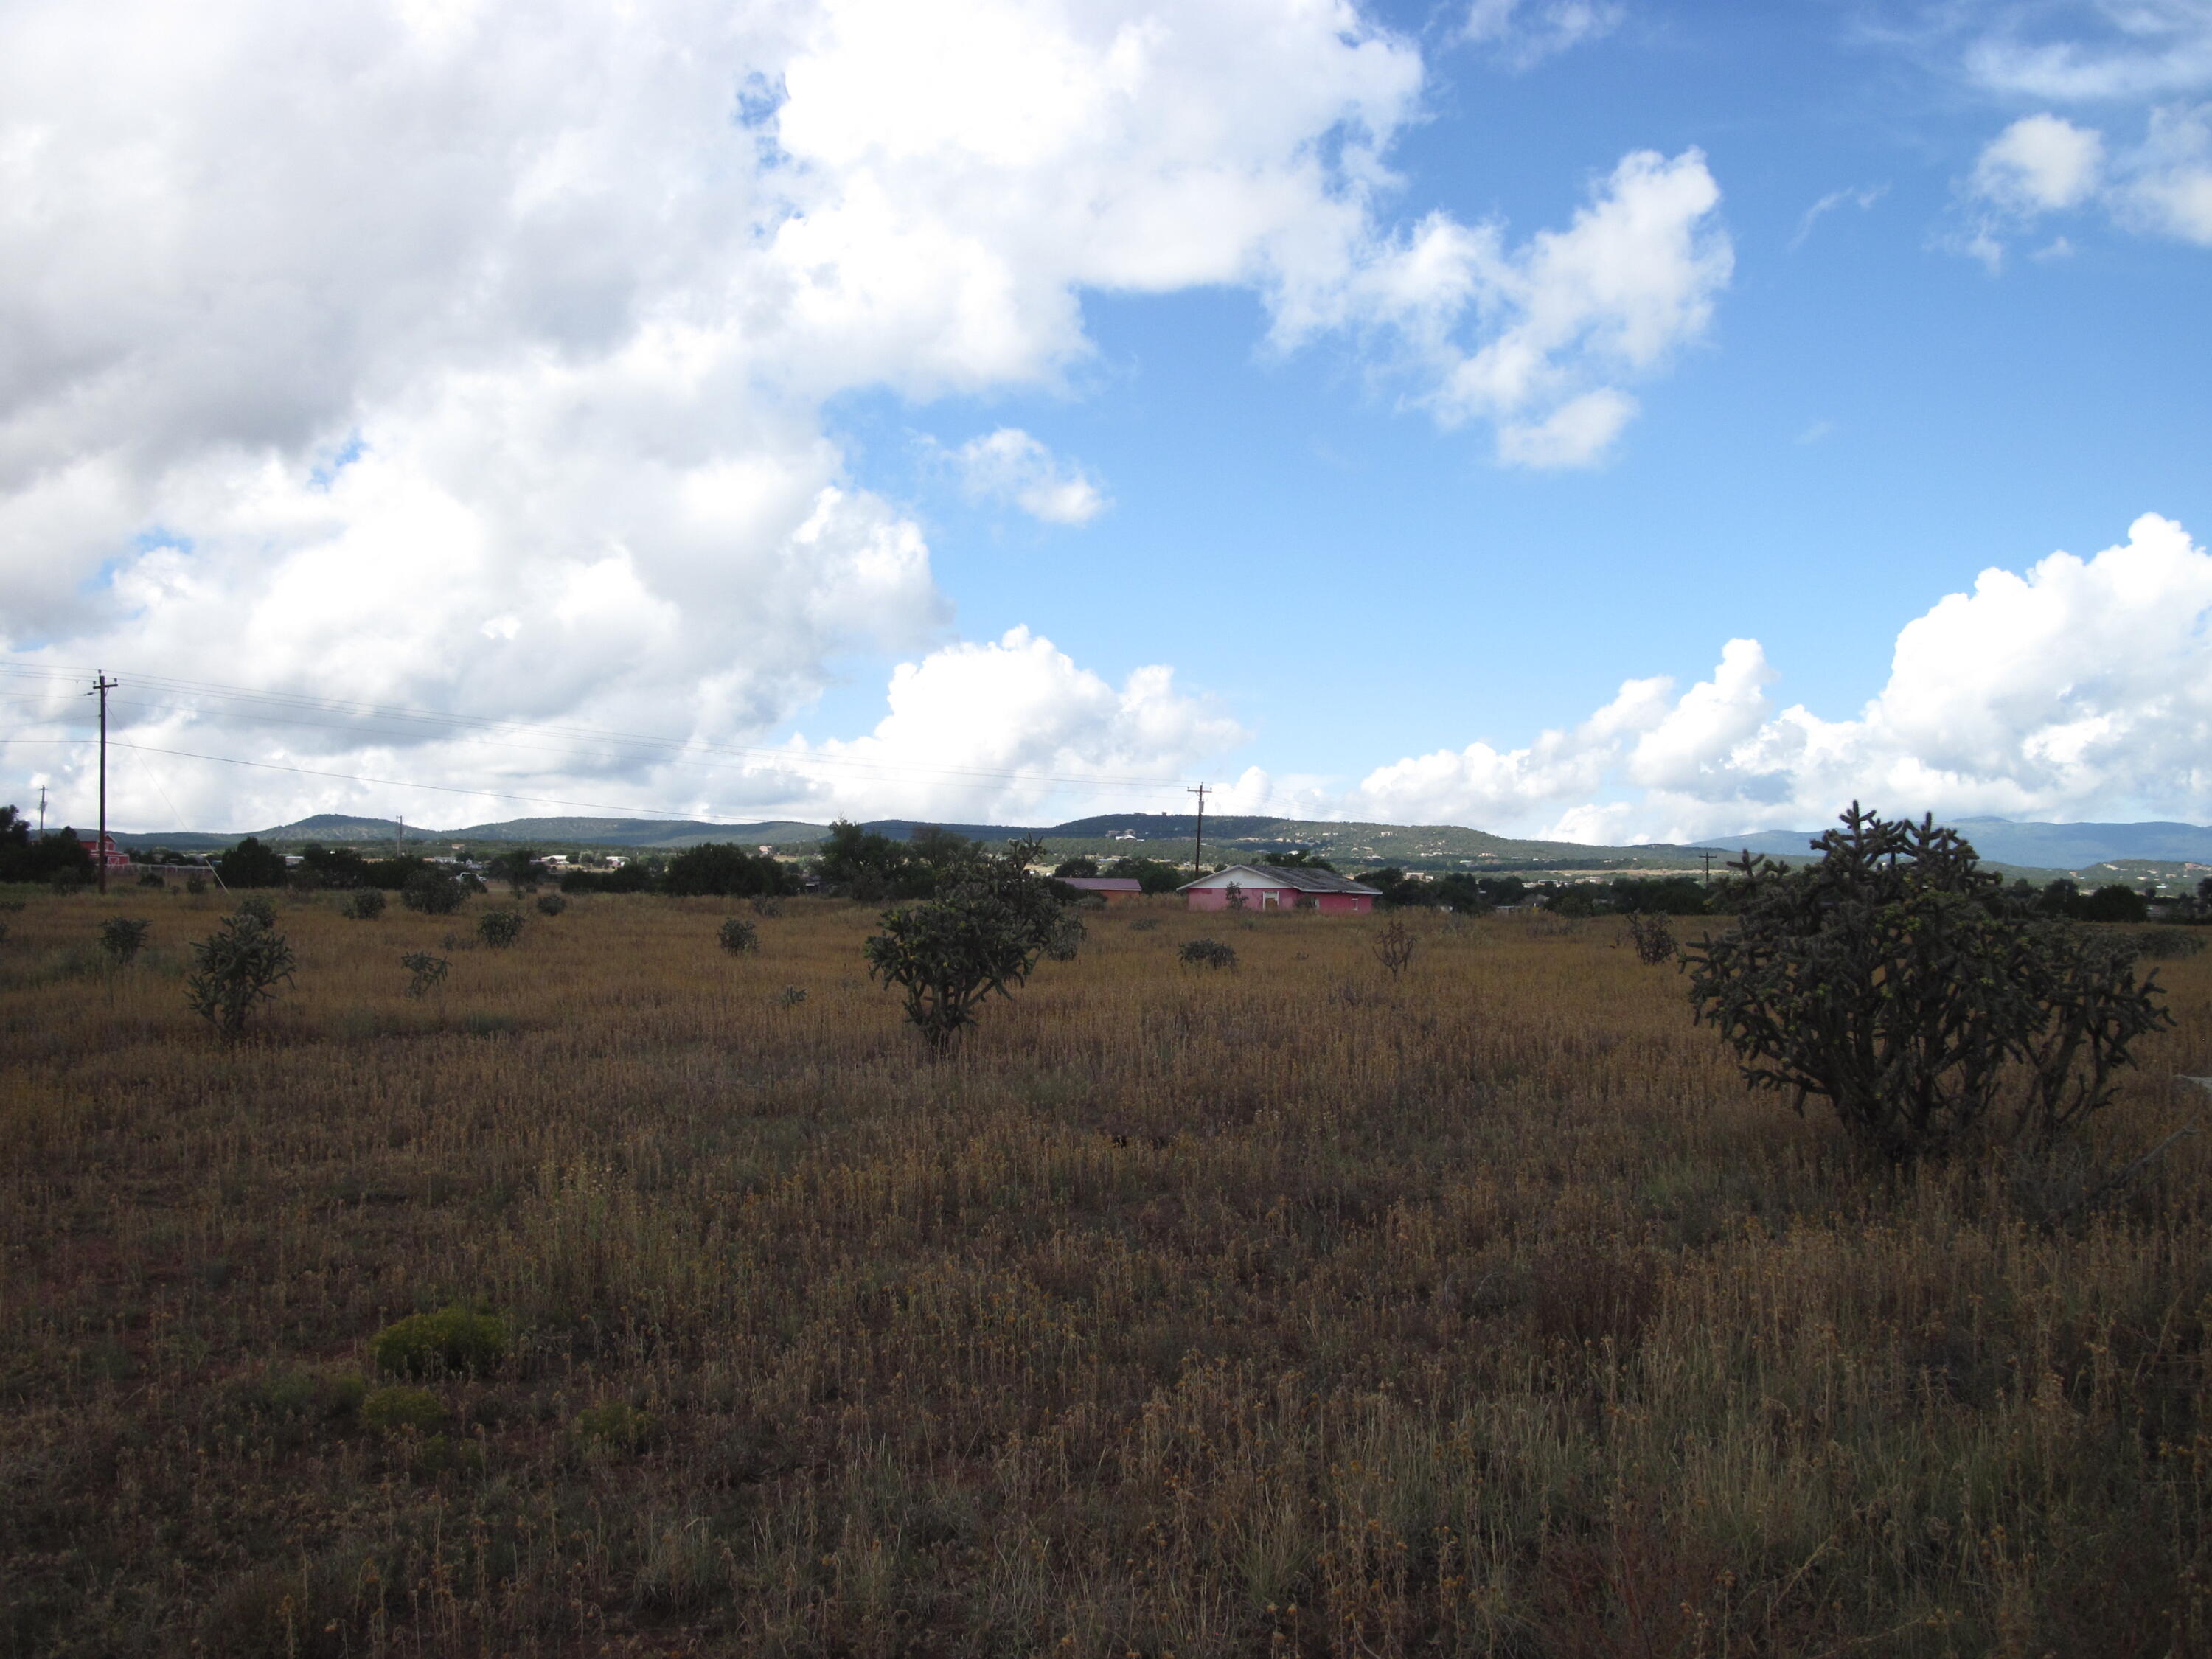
top-left (863, 838), bottom-right (1077, 1054)
top-left (558, 858), bottom-right (659, 894)
top-left (215, 835), bottom-right (288, 889)
top-left (297, 843), bottom-right (370, 888)
top-left (1053, 855), bottom-right (1100, 878)
top-left (1356, 867), bottom-right (1433, 908)
top-left (2079, 884), bottom-right (2149, 924)
top-left (664, 843), bottom-right (790, 897)
top-left (1683, 804), bottom-right (2171, 1163)
top-left (0, 809), bottom-right (97, 886)
top-left (484, 849), bottom-right (547, 892)
top-left (400, 866), bottom-right (465, 914)
top-left (814, 819), bottom-right (929, 900)
top-left (1611, 875), bottom-right (1708, 916)
top-left (1105, 856), bottom-right (1186, 894)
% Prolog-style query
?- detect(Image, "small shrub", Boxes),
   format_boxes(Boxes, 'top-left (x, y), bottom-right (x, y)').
top-left (751, 895), bottom-right (783, 918)
top-left (370, 1305), bottom-right (509, 1377)
top-left (535, 892), bottom-right (567, 917)
top-left (1370, 917), bottom-right (1415, 976)
top-left (136, 871), bottom-right (164, 888)
top-left (1128, 915), bottom-right (1160, 932)
top-left (1180, 938), bottom-right (1237, 970)
top-left (718, 917), bottom-right (759, 955)
top-left (1625, 911), bottom-right (1675, 965)
top-left (400, 868), bottom-right (463, 915)
top-left (361, 1385), bottom-right (447, 1433)
top-left (99, 917), bottom-right (151, 965)
top-left (184, 875), bottom-right (206, 895)
top-left (477, 909), bottom-right (524, 948)
top-left (577, 1402), bottom-right (657, 1454)
top-left (344, 889), bottom-right (386, 921)
top-left (234, 894), bottom-right (278, 927)
top-left (2131, 929), bottom-right (2206, 961)
top-left (184, 913), bottom-right (296, 1040)
top-left (256, 1366), bottom-right (365, 1422)
top-left (1043, 908), bottom-right (1085, 961)
top-left (777, 985), bottom-right (807, 1007)
top-left (401, 951), bottom-right (450, 998)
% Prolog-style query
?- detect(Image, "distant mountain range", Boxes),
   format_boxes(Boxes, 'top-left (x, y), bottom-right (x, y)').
top-left (1718, 816), bottom-right (2212, 872)
top-left (100, 809), bottom-right (2212, 879)
top-left (105, 810), bottom-right (1723, 871)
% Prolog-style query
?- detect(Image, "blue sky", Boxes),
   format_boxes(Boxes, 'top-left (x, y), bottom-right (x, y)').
top-left (3, 1), bottom-right (2210, 838)
top-left (819, 2), bottom-right (2212, 816)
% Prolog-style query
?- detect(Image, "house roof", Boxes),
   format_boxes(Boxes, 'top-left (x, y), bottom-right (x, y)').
top-left (1058, 877), bottom-right (1141, 892)
top-left (1178, 863), bottom-right (1382, 896)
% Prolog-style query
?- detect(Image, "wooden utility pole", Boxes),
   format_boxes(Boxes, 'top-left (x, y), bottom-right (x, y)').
top-left (1188, 782), bottom-right (1208, 878)
top-left (36, 784), bottom-right (46, 835)
top-left (89, 672), bottom-right (116, 894)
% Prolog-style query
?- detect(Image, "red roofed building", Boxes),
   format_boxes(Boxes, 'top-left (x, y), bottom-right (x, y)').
top-left (78, 832), bottom-right (130, 874)
top-left (1057, 876), bottom-right (1143, 904)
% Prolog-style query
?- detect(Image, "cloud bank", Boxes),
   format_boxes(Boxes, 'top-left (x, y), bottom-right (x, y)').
top-left (1921, 2), bottom-right (2212, 260)
top-left (1, 0), bottom-right (1731, 831)
top-left (1344, 515), bottom-right (2212, 844)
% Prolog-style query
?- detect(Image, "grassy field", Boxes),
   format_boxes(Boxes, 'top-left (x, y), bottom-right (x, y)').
top-left (4, 887), bottom-right (2211, 1657)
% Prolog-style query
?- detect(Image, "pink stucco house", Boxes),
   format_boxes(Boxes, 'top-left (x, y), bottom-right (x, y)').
top-left (1178, 864), bottom-right (1381, 914)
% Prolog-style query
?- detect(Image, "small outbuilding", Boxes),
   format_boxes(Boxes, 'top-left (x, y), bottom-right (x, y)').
top-left (1178, 864), bottom-right (1381, 914)
top-left (1057, 876), bottom-right (1144, 904)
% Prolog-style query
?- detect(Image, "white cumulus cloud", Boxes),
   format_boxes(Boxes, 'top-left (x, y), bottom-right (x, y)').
top-left (1352, 515), bottom-right (2212, 843)
top-left (773, 627), bottom-right (1246, 822)
top-left (0, 0), bottom-right (1733, 828)
top-left (949, 429), bottom-right (1107, 526)
top-left (1961, 105), bottom-right (2212, 260)
top-left (1290, 147), bottom-right (1731, 467)
top-left (1925, 4), bottom-right (2212, 260)
top-left (1974, 114), bottom-right (2107, 214)
top-left (1462, 0), bottom-right (1624, 70)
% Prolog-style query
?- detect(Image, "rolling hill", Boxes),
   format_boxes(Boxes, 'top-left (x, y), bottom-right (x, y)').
top-left (1720, 817), bottom-right (2212, 872)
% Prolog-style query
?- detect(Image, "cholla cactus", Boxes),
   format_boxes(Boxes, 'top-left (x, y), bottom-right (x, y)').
top-left (99, 917), bottom-right (151, 966)
top-left (185, 913), bottom-right (296, 1039)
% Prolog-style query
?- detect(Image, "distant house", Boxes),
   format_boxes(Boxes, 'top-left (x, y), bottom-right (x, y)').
top-left (1179, 864), bottom-right (1380, 914)
top-left (1057, 876), bottom-right (1143, 904)
top-left (77, 833), bottom-right (130, 874)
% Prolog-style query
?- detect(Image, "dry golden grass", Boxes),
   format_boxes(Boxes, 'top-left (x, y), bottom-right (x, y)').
top-left (4, 886), bottom-right (2211, 1657)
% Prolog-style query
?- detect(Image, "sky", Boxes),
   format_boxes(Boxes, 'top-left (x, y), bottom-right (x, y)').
top-left (2, 0), bottom-right (2210, 843)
